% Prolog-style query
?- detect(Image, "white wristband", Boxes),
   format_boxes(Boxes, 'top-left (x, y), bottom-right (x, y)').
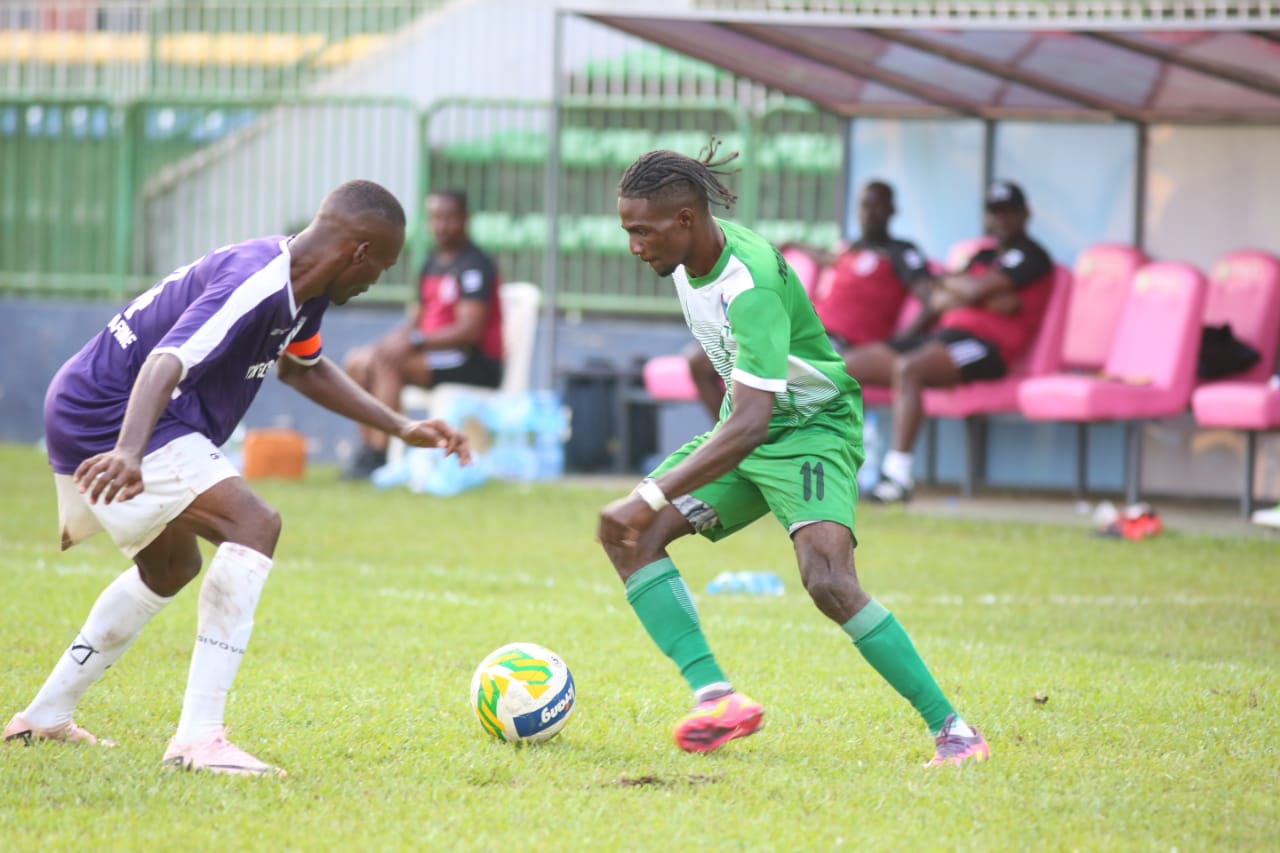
top-left (636, 480), bottom-right (669, 512)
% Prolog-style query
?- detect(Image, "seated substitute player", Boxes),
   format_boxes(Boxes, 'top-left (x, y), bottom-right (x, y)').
top-left (341, 188), bottom-right (503, 480)
top-left (4, 180), bottom-right (471, 777)
top-left (597, 141), bottom-right (989, 767)
top-left (845, 179), bottom-right (1055, 504)
top-left (685, 179), bottom-right (935, 422)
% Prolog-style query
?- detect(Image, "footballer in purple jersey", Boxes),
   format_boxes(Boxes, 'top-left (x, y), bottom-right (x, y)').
top-left (6, 180), bottom-right (471, 778)
top-left (44, 236), bottom-right (328, 474)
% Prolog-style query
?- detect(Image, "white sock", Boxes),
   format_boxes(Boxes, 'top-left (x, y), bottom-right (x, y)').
top-left (23, 566), bottom-right (172, 728)
top-left (881, 450), bottom-right (915, 487)
top-left (934, 716), bottom-right (976, 738)
top-left (694, 682), bottom-right (734, 703)
top-left (173, 542), bottom-right (272, 745)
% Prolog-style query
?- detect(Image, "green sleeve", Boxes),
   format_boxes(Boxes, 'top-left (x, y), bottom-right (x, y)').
top-left (727, 287), bottom-right (789, 388)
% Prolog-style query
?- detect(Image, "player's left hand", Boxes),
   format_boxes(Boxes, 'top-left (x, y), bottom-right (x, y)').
top-left (596, 495), bottom-right (655, 550)
top-left (74, 450), bottom-right (144, 505)
top-left (400, 419), bottom-right (472, 465)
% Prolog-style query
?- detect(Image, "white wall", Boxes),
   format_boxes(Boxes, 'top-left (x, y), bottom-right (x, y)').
top-left (1145, 125), bottom-right (1280, 268)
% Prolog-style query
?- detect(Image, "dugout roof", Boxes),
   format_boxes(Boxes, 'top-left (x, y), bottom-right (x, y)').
top-left (564, 2), bottom-right (1280, 124)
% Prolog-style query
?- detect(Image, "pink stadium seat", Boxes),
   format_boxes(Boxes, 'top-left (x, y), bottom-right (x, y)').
top-left (922, 264), bottom-right (1072, 495)
top-left (812, 264), bottom-right (837, 302)
top-left (954, 243), bottom-right (1142, 494)
top-left (1199, 250), bottom-right (1280, 384)
top-left (781, 246), bottom-right (821, 297)
top-left (1018, 261), bottom-right (1209, 503)
top-left (1059, 243), bottom-right (1147, 371)
top-left (642, 353), bottom-right (700, 402)
top-left (1190, 250), bottom-right (1280, 515)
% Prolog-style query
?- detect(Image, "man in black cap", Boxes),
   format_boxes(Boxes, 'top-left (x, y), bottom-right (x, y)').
top-left (842, 179), bottom-right (1055, 503)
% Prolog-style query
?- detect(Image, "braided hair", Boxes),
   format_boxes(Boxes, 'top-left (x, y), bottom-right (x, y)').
top-left (617, 137), bottom-right (740, 211)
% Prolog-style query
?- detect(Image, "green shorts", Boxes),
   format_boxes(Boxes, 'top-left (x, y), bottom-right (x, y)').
top-left (651, 413), bottom-right (865, 543)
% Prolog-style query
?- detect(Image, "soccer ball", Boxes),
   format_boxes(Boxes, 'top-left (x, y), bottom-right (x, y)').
top-left (469, 642), bottom-right (576, 744)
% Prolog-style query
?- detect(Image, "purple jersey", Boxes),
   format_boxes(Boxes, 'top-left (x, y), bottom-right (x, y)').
top-left (44, 236), bottom-right (329, 474)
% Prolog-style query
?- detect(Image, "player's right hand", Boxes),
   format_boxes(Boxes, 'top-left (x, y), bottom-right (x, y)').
top-left (74, 450), bottom-right (144, 505)
top-left (400, 419), bottom-right (472, 465)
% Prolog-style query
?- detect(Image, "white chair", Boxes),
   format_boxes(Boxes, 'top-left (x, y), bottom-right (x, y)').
top-left (389, 281), bottom-right (542, 463)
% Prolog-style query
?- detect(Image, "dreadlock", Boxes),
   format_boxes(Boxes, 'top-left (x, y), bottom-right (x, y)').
top-left (617, 136), bottom-right (740, 211)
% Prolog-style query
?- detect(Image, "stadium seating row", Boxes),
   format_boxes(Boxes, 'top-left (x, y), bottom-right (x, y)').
top-left (466, 211), bottom-right (837, 256)
top-left (0, 31), bottom-right (384, 68)
top-left (440, 128), bottom-right (842, 173)
top-left (641, 242), bottom-right (1280, 513)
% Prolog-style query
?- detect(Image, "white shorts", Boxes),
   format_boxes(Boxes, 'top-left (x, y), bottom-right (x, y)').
top-left (56, 433), bottom-right (240, 558)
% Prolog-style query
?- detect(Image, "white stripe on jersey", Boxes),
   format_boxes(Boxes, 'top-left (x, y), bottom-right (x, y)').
top-left (730, 366), bottom-right (787, 393)
top-left (167, 249), bottom-right (293, 378)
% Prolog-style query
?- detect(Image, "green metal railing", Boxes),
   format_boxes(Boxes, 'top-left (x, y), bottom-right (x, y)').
top-left (1, 93), bottom-right (848, 312)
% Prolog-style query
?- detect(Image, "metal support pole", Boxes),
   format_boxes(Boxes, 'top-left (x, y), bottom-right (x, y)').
top-left (1243, 430), bottom-right (1258, 518)
top-left (538, 10), bottom-right (565, 392)
top-left (1075, 422), bottom-right (1088, 498)
top-left (1124, 420), bottom-right (1143, 506)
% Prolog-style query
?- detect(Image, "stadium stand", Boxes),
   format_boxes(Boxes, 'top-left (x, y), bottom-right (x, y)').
top-left (1018, 262), bottom-right (1209, 504)
top-left (1190, 251), bottom-right (1280, 515)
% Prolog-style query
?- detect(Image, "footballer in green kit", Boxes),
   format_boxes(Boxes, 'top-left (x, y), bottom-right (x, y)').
top-left (596, 140), bottom-right (990, 767)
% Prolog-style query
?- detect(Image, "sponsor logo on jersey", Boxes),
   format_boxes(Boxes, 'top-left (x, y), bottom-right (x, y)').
top-left (245, 361), bottom-right (273, 380)
top-left (853, 250), bottom-right (880, 276)
top-left (1001, 248), bottom-right (1026, 269)
top-left (460, 268), bottom-right (484, 293)
top-left (107, 314), bottom-right (138, 350)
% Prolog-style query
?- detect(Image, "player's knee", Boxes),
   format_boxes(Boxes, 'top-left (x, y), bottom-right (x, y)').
top-left (255, 504), bottom-right (283, 551)
top-left (137, 550), bottom-right (202, 596)
top-left (222, 494), bottom-right (282, 555)
top-left (170, 550), bottom-right (203, 587)
top-left (797, 546), bottom-right (865, 622)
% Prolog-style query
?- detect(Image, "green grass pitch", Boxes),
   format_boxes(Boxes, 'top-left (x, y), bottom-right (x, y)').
top-left (0, 442), bottom-right (1275, 850)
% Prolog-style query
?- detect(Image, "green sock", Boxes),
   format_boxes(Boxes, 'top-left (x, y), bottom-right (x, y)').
top-left (842, 600), bottom-right (954, 733)
top-left (624, 558), bottom-right (726, 692)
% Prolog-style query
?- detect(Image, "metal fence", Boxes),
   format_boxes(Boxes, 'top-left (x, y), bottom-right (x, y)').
top-left (1, 93), bottom-right (846, 311)
top-left (0, 1), bottom-right (851, 313)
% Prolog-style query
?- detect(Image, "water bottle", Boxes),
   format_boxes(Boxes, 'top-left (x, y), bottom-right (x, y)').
top-left (486, 392), bottom-right (538, 481)
top-left (746, 572), bottom-right (785, 596)
top-left (530, 390), bottom-right (568, 480)
top-left (857, 411), bottom-right (884, 492)
top-left (405, 447), bottom-right (440, 493)
top-left (370, 457), bottom-right (410, 490)
top-left (706, 571), bottom-right (784, 596)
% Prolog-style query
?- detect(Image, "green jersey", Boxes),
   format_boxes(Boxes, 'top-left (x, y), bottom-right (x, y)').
top-left (675, 218), bottom-right (861, 436)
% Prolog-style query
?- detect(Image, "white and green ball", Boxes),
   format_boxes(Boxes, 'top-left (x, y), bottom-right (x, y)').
top-left (469, 642), bottom-right (575, 743)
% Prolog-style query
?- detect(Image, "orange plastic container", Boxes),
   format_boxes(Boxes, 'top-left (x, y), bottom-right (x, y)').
top-left (242, 428), bottom-right (307, 480)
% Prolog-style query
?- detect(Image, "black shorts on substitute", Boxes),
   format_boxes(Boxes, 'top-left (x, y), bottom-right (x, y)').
top-left (430, 354), bottom-right (504, 389)
top-left (888, 328), bottom-right (1007, 382)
